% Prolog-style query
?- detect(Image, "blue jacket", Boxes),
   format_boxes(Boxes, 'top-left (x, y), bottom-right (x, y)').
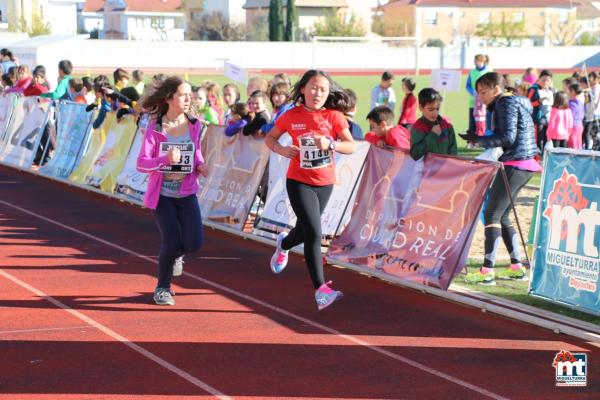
top-left (477, 93), bottom-right (538, 161)
top-left (261, 102), bottom-right (295, 134)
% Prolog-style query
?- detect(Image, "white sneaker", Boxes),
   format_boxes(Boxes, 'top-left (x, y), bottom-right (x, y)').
top-left (172, 256), bottom-right (184, 277)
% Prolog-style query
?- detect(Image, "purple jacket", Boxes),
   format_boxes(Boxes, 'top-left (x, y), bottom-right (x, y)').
top-left (136, 116), bottom-right (204, 209)
top-left (569, 98), bottom-right (584, 128)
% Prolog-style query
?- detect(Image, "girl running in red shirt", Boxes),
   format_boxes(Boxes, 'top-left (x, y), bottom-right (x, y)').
top-left (264, 70), bottom-right (356, 310)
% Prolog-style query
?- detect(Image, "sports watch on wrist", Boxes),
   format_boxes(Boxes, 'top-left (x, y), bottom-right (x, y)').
top-left (328, 139), bottom-right (336, 151)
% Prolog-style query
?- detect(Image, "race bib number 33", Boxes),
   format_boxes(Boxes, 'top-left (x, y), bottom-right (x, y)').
top-left (299, 136), bottom-right (331, 169)
top-left (159, 142), bottom-right (195, 173)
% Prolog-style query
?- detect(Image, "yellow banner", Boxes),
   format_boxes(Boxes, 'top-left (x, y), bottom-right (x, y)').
top-left (84, 114), bottom-right (137, 192)
top-left (69, 112), bottom-right (115, 184)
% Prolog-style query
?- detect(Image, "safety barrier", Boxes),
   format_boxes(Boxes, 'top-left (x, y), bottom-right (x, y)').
top-left (0, 98), bottom-right (597, 318)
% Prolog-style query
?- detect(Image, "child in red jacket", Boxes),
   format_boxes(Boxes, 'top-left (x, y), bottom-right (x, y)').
top-left (365, 106), bottom-right (410, 149)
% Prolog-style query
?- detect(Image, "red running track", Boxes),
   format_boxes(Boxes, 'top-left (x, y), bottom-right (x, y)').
top-left (0, 165), bottom-right (598, 400)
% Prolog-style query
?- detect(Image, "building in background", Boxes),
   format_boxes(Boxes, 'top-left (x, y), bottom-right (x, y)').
top-left (377, 0), bottom-right (580, 47)
top-left (79, 0), bottom-right (185, 41)
top-left (576, 0), bottom-right (600, 42)
top-left (0, 0), bottom-right (83, 36)
top-left (180, 0), bottom-right (203, 26)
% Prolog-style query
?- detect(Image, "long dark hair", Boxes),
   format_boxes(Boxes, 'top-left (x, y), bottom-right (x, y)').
top-left (141, 75), bottom-right (186, 116)
top-left (0, 48), bottom-right (15, 61)
top-left (289, 69), bottom-right (350, 112)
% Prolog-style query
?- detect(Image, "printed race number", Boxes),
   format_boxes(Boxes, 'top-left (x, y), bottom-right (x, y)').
top-left (159, 142), bottom-right (195, 173)
top-left (299, 136), bottom-right (331, 169)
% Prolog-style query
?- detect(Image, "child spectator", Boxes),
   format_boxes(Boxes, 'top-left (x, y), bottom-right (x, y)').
top-left (371, 71), bottom-right (396, 111)
top-left (472, 91), bottom-right (487, 138)
top-left (5, 65), bottom-right (31, 94)
top-left (225, 102), bottom-right (251, 137)
top-left (68, 77), bottom-right (87, 104)
top-left (269, 81), bottom-right (290, 114)
top-left (246, 76), bottom-right (269, 98)
top-left (152, 73), bottom-right (167, 86)
top-left (132, 69), bottom-right (145, 96)
top-left (503, 74), bottom-right (516, 94)
top-left (82, 76), bottom-right (95, 104)
top-left (527, 69), bottom-right (554, 152)
top-left (23, 68), bottom-right (49, 96)
top-left (568, 83), bottom-right (584, 149)
top-left (113, 68), bottom-right (129, 92)
top-left (222, 83), bottom-right (240, 124)
top-left (342, 88), bottom-right (363, 140)
top-left (116, 86), bottom-right (140, 122)
top-left (398, 77), bottom-right (417, 130)
top-left (365, 106), bottom-right (409, 149)
top-left (243, 90), bottom-right (270, 136)
top-left (261, 82), bottom-right (294, 135)
top-left (203, 80), bottom-right (224, 123)
top-left (86, 75), bottom-right (112, 128)
top-left (410, 88), bottom-right (457, 160)
top-left (0, 48), bottom-right (17, 74)
top-left (516, 81), bottom-right (530, 97)
top-left (580, 76), bottom-right (597, 149)
top-left (522, 67), bottom-right (538, 85)
top-left (546, 91), bottom-right (572, 149)
top-left (466, 54), bottom-right (492, 134)
top-left (41, 59), bottom-right (73, 100)
top-left (1, 71), bottom-right (14, 90)
top-left (562, 77), bottom-right (578, 93)
top-left (272, 72), bottom-right (292, 87)
top-left (460, 72), bottom-right (539, 285)
top-left (32, 65), bottom-right (50, 90)
top-left (190, 86), bottom-right (219, 125)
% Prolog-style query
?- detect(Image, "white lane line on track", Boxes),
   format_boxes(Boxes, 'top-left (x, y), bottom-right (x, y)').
top-left (0, 199), bottom-right (508, 400)
top-left (0, 269), bottom-right (231, 400)
top-left (0, 325), bottom-right (93, 335)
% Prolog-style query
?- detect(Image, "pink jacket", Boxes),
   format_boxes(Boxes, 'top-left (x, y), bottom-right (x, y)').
top-left (136, 116), bottom-right (204, 209)
top-left (546, 107), bottom-right (573, 141)
top-left (5, 76), bottom-right (32, 94)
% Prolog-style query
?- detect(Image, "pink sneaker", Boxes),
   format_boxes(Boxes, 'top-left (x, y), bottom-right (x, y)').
top-left (315, 281), bottom-right (343, 310)
top-left (270, 232), bottom-right (289, 273)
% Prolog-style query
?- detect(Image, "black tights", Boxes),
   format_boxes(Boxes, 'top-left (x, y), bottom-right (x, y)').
top-left (282, 179), bottom-right (333, 289)
top-left (482, 166), bottom-right (533, 268)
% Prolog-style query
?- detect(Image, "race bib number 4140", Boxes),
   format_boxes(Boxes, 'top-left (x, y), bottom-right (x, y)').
top-left (159, 142), bottom-right (195, 173)
top-left (299, 136), bottom-right (331, 169)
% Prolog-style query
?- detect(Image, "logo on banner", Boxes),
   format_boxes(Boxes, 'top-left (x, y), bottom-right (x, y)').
top-left (553, 350), bottom-right (587, 387)
top-left (543, 169), bottom-right (599, 293)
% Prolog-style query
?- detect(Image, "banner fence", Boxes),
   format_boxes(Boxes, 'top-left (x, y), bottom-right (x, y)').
top-left (0, 96), bottom-right (596, 315)
top-left (530, 149), bottom-right (600, 315)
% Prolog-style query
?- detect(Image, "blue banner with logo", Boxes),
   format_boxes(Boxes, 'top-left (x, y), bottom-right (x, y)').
top-left (530, 149), bottom-right (600, 315)
top-left (39, 101), bottom-right (93, 179)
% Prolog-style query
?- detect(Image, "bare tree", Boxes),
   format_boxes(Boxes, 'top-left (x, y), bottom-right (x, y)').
top-left (188, 12), bottom-right (247, 41)
top-left (545, 19), bottom-right (576, 46)
top-left (476, 12), bottom-right (527, 47)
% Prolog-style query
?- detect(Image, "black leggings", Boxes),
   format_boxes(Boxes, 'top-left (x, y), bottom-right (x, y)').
top-left (536, 122), bottom-right (548, 153)
top-left (482, 166), bottom-right (533, 268)
top-left (281, 179), bottom-right (333, 289)
top-left (153, 195), bottom-right (204, 289)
